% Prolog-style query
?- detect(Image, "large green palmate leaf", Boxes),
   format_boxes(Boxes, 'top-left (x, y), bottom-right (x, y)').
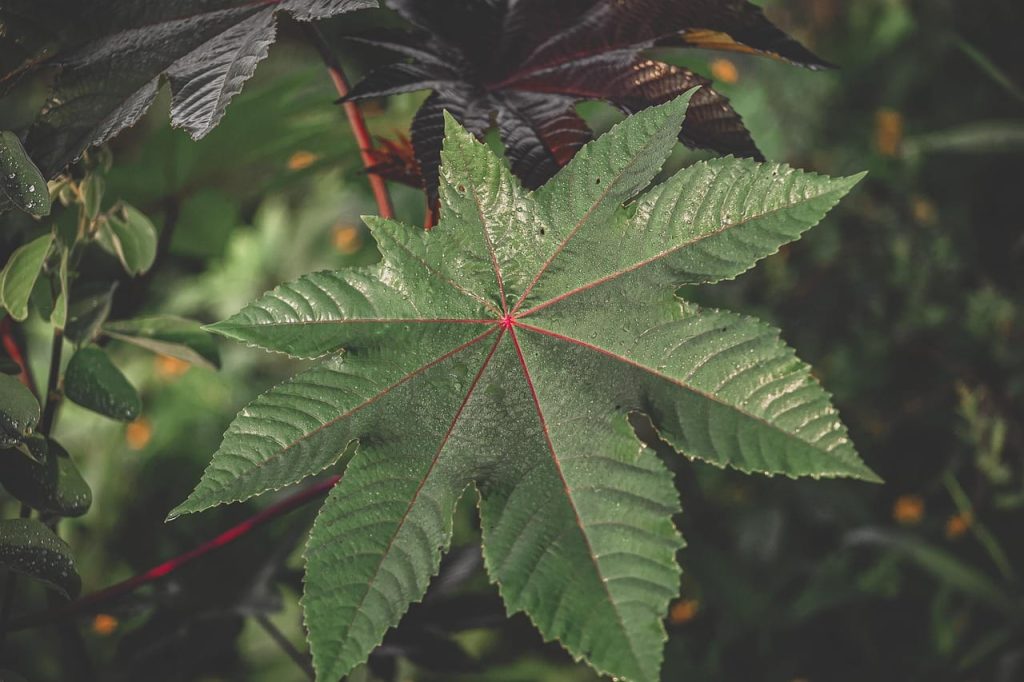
top-left (173, 94), bottom-right (877, 682)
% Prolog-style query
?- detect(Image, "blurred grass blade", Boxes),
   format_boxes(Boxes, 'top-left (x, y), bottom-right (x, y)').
top-left (905, 121), bottom-right (1024, 156)
top-left (845, 528), bottom-right (1015, 612)
top-left (953, 35), bottom-right (1024, 105)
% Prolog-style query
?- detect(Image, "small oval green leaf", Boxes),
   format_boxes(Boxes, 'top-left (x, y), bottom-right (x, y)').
top-left (63, 346), bottom-right (141, 421)
top-left (0, 131), bottom-right (50, 217)
top-left (104, 316), bottom-right (220, 369)
top-left (0, 438), bottom-right (92, 517)
top-left (104, 204), bottom-right (157, 276)
top-left (0, 372), bottom-right (39, 448)
top-left (81, 174), bottom-right (104, 221)
top-left (0, 233), bottom-right (53, 321)
top-left (0, 518), bottom-right (80, 599)
top-left (64, 282), bottom-right (117, 344)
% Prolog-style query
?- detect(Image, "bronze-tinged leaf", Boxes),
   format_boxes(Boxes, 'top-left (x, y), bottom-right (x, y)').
top-left (519, 0), bottom-right (834, 72)
top-left (507, 56), bottom-right (761, 161)
top-left (17, 0), bottom-right (377, 178)
top-left (365, 134), bottom-right (424, 189)
top-left (346, 0), bottom-right (828, 197)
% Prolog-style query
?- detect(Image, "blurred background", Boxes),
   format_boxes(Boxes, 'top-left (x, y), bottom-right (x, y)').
top-left (1, 0), bottom-right (1022, 680)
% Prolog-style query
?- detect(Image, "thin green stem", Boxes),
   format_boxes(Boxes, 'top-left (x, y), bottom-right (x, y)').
top-left (38, 328), bottom-right (63, 436)
top-left (254, 613), bottom-right (315, 680)
top-left (36, 326), bottom-right (95, 679)
top-left (952, 35), bottom-right (1024, 106)
top-left (943, 472), bottom-right (1015, 583)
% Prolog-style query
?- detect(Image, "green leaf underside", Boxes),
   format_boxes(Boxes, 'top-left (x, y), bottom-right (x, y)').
top-left (104, 316), bottom-right (220, 369)
top-left (176, 96), bottom-right (874, 682)
top-left (105, 204), bottom-right (158, 276)
top-left (1, 233), bottom-right (53, 322)
top-left (0, 518), bottom-right (80, 599)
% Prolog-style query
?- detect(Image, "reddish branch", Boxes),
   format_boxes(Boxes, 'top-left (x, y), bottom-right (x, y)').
top-left (6, 475), bottom-right (341, 633)
top-left (1, 317), bottom-right (36, 393)
top-left (306, 25), bottom-right (395, 219)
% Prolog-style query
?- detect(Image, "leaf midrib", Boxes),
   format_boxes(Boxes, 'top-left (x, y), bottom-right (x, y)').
top-left (508, 325), bottom-right (649, 678)
top-left (517, 179), bottom-right (847, 318)
top-left (515, 321), bottom-right (852, 464)
top-left (384, 228), bottom-right (502, 315)
top-left (319, 327), bottom-right (507, 673)
top-left (510, 117), bottom-right (676, 314)
top-left (216, 317), bottom-right (496, 328)
top-left (193, 326), bottom-right (499, 508)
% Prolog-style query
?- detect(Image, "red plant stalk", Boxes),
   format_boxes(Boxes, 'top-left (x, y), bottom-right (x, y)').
top-left (0, 317), bottom-right (36, 393)
top-left (5, 475), bottom-right (341, 633)
top-left (306, 25), bottom-right (395, 219)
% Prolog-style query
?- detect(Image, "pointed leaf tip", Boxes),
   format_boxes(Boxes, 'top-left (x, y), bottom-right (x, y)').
top-left (856, 463), bottom-right (884, 485)
top-left (441, 109), bottom-right (464, 136)
top-left (659, 86), bottom-right (699, 122)
top-left (178, 101), bottom-right (870, 682)
top-left (201, 319), bottom-right (233, 338)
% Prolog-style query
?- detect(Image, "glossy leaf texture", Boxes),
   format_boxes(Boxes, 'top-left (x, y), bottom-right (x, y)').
top-left (0, 372), bottom-right (39, 448)
top-left (64, 346), bottom-right (141, 422)
top-left (345, 0), bottom-right (832, 200)
top-left (0, 437), bottom-right (92, 518)
top-left (13, 0), bottom-right (377, 177)
top-left (173, 97), bottom-right (876, 682)
top-left (0, 518), bottom-right (80, 599)
top-left (0, 131), bottom-right (50, 216)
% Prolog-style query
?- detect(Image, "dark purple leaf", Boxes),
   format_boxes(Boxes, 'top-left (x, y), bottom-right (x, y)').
top-left (346, 0), bottom-right (830, 201)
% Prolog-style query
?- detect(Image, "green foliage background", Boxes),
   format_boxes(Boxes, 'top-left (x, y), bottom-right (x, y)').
top-left (1, 0), bottom-right (1022, 680)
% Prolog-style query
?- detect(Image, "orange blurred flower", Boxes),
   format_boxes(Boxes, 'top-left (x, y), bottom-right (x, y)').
top-left (125, 418), bottom-right (153, 451)
top-left (155, 354), bottom-right (190, 379)
top-left (910, 195), bottom-right (938, 226)
top-left (286, 150), bottom-right (319, 171)
top-left (892, 495), bottom-right (924, 525)
top-left (710, 58), bottom-right (740, 84)
top-left (92, 613), bottom-right (118, 636)
top-left (945, 513), bottom-right (973, 539)
top-left (875, 108), bottom-right (904, 157)
top-left (332, 223), bottom-right (364, 255)
top-left (669, 599), bottom-right (699, 624)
